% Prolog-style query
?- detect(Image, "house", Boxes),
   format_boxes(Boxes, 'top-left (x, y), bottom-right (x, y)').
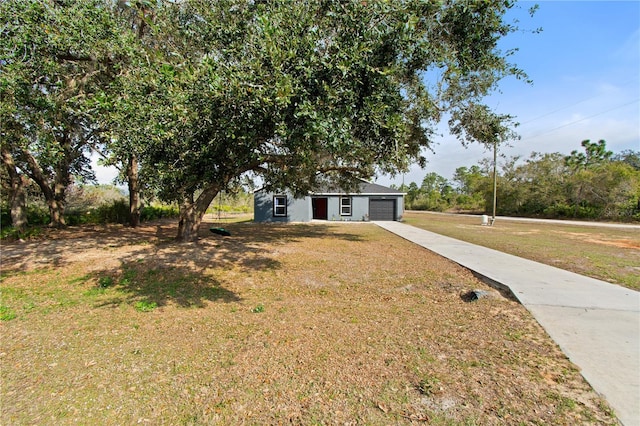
top-left (254, 180), bottom-right (404, 222)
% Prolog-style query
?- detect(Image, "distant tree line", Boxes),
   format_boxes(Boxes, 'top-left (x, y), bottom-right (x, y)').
top-left (395, 140), bottom-right (640, 221)
top-left (0, 182), bottom-right (182, 239)
top-left (0, 176), bottom-right (254, 238)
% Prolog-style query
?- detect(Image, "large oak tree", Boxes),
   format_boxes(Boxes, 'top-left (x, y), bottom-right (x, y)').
top-left (112, 0), bottom-right (528, 241)
top-left (3, 0), bottom-right (529, 239)
top-left (0, 0), bottom-right (127, 227)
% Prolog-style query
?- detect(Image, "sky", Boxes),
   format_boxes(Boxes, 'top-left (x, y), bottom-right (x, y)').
top-left (93, 1), bottom-right (640, 188)
top-left (378, 0), bottom-right (640, 187)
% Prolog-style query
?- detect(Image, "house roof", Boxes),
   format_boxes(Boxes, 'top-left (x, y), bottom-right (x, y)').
top-left (254, 179), bottom-right (405, 196)
top-left (309, 180), bottom-right (404, 196)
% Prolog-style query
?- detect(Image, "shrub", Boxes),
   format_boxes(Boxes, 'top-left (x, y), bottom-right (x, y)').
top-left (140, 205), bottom-right (180, 222)
top-left (543, 203), bottom-right (602, 219)
top-left (0, 225), bottom-right (44, 241)
top-left (0, 208), bottom-right (10, 227)
top-left (95, 200), bottom-right (130, 224)
top-left (27, 206), bottom-right (50, 225)
top-left (2, 205), bottom-right (52, 227)
top-left (65, 200), bottom-right (130, 225)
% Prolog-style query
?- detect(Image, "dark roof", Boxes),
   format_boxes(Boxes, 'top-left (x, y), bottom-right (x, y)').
top-left (254, 179), bottom-right (404, 195)
top-left (310, 180), bottom-right (404, 195)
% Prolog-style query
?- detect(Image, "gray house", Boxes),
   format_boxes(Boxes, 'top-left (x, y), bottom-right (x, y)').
top-left (254, 180), bottom-right (404, 222)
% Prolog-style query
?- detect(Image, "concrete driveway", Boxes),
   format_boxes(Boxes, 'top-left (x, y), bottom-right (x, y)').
top-left (375, 220), bottom-right (640, 426)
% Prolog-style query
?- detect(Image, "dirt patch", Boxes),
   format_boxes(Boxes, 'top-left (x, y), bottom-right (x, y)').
top-left (558, 231), bottom-right (640, 249)
top-left (584, 238), bottom-right (640, 249)
top-left (1, 220), bottom-right (617, 424)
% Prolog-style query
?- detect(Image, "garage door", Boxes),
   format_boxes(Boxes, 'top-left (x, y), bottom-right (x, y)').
top-left (369, 199), bottom-right (396, 221)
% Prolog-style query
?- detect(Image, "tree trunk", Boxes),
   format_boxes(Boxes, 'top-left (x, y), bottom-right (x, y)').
top-left (1, 148), bottom-right (28, 231)
top-left (21, 149), bottom-right (68, 228)
top-left (177, 201), bottom-right (201, 242)
top-left (10, 178), bottom-right (28, 231)
top-left (48, 172), bottom-right (69, 228)
top-left (176, 185), bottom-right (219, 242)
top-left (127, 154), bottom-right (140, 227)
top-left (47, 197), bottom-right (67, 228)
top-left (573, 182), bottom-right (585, 218)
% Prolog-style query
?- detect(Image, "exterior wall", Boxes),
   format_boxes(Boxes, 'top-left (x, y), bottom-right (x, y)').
top-left (327, 197), bottom-right (339, 221)
top-left (288, 197), bottom-right (311, 222)
top-left (329, 195), bottom-right (404, 221)
top-left (350, 196), bottom-right (369, 221)
top-left (253, 190), bottom-right (310, 222)
top-left (254, 191), bottom-right (405, 222)
top-left (325, 196), bottom-right (369, 221)
top-left (387, 195), bottom-right (404, 220)
top-left (328, 195), bottom-right (404, 222)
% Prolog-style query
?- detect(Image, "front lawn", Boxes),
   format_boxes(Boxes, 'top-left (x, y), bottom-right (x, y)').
top-left (0, 220), bottom-right (616, 424)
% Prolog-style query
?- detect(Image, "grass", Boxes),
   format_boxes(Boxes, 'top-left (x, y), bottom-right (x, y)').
top-left (0, 305), bottom-right (17, 321)
top-left (0, 219), bottom-right (617, 424)
top-left (404, 211), bottom-right (640, 290)
top-left (251, 303), bottom-right (265, 313)
top-left (134, 300), bottom-right (158, 312)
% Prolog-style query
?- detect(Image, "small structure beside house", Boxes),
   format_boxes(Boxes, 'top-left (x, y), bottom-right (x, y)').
top-left (254, 180), bottom-right (404, 222)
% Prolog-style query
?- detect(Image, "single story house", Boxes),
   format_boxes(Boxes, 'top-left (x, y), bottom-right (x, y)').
top-left (254, 180), bottom-right (405, 222)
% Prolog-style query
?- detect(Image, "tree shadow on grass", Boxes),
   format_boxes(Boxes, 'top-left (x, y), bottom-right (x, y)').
top-left (209, 220), bottom-right (366, 245)
top-left (0, 218), bottom-right (363, 275)
top-left (2, 218), bottom-right (367, 309)
top-left (91, 260), bottom-right (241, 309)
top-left (87, 220), bottom-right (368, 309)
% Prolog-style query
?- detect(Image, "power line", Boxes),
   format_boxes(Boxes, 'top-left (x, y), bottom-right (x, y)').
top-left (519, 77), bottom-right (640, 125)
top-left (522, 98), bottom-right (640, 140)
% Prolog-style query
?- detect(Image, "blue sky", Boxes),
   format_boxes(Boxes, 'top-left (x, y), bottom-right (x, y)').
top-left (380, 0), bottom-right (640, 187)
top-left (94, 1), bottom-right (640, 187)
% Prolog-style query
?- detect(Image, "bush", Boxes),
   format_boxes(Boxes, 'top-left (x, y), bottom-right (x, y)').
top-left (0, 225), bottom-right (44, 241)
top-left (66, 200), bottom-right (130, 225)
top-left (209, 204), bottom-right (252, 214)
top-left (95, 200), bottom-right (130, 224)
top-left (0, 208), bottom-right (10, 227)
top-left (1, 200), bottom-right (181, 236)
top-left (66, 202), bottom-right (179, 225)
top-left (27, 205), bottom-right (50, 225)
top-left (1, 205), bottom-right (50, 227)
top-left (543, 203), bottom-right (601, 219)
top-left (140, 205), bottom-right (180, 222)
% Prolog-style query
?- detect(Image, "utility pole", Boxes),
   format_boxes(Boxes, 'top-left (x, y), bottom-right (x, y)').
top-left (461, 103), bottom-right (517, 226)
top-left (492, 141), bottom-right (497, 225)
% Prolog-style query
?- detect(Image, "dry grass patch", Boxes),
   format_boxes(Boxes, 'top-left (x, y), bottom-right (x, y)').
top-left (1, 220), bottom-right (616, 424)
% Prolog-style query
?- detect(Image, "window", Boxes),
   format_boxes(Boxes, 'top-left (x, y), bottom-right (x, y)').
top-left (340, 197), bottom-right (352, 216)
top-left (273, 195), bottom-right (287, 217)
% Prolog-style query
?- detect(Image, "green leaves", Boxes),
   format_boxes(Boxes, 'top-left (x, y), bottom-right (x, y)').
top-left (565, 139), bottom-right (613, 170)
top-left (449, 103), bottom-right (519, 148)
top-left (3, 0), bottom-right (528, 238)
top-left (1, 0), bottom-right (133, 225)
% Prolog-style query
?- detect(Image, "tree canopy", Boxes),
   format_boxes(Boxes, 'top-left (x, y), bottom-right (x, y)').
top-left (113, 0), bottom-right (528, 240)
top-left (3, 0), bottom-right (530, 240)
top-left (0, 0), bottom-right (128, 226)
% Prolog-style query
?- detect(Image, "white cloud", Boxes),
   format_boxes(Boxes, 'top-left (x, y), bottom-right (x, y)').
top-left (377, 100), bottom-right (639, 188)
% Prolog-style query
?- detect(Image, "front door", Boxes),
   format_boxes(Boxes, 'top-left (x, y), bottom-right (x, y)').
top-left (312, 198), bottom-right (328, 220)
